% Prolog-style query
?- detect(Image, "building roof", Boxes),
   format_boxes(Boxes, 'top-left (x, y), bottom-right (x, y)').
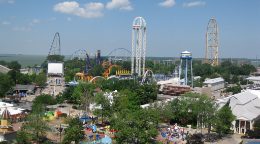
top-left (13, 84), bottom-right (35, 91)
top-left (0, 102), bottom-right (13, 108)
top-left (246, 76), bottom-right (260, 81)
top-left (203, 77), bottom-right (224, 84)
top-left (0, 65), bottom-right (11, 74)
top-left (217, 90), bottom-right (260, 121)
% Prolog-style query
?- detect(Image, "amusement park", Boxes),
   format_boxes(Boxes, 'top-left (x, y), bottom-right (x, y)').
top-left (0, 10), bottom-right (259, 144)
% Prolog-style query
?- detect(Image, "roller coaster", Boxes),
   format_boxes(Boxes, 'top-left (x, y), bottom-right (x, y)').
top-left (71, 49), bottom-right (93, 81)
top-left (106, 48), bottom-right (131, 62)
top-left (48, 32), bottom-right (61, 55)
top-left (69, 47), bottom-right (154, 84)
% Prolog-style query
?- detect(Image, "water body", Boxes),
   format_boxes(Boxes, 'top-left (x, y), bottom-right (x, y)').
top-left (0, 54), bottom-right (46, 68)
top-left (0, 54), bottom-right (72, 68)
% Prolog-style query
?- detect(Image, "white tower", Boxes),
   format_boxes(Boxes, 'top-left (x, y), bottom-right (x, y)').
top-left (131, 17), bottom-right (147, 76)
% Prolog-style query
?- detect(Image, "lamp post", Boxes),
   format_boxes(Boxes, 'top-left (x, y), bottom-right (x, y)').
top-left (56, 119), bottom-right (63, 143)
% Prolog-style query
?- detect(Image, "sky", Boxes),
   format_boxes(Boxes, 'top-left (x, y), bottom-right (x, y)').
top-left (0, 0), bottom-right (259, 58)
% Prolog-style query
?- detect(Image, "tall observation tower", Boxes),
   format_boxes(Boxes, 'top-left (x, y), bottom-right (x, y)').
top-left (205, 18), bottom-right (219, 66)
top-left (131, 17), bottom-right (147, 76)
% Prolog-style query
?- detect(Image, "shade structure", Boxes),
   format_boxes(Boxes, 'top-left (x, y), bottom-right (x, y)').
top-left (80, 115), bottom-right (92, 123)
top-left (101, 135), bottom-right (112, 144)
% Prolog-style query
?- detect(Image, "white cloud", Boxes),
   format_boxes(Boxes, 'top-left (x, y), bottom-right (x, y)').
top-left (2, 21), bottom-right (10, 25)
top-left (183, 1), bottom-right (206, 8)
top-left (85, 2), bottom-right (104, 11)
top-left (159, 0), bottom-right (176, 8)
top-left (12, 26), bottom-right (31, 32)
top-left (106, 0), bottom-right (133, 10)
top-left (0, 0), bottom-right (15, 4)
top-left (54, 1), bottom-right (104, 18)
top-left (29, 19), bottom-right (41, 26)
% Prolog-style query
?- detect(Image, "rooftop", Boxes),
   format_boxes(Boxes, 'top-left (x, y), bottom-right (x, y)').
top-left (246, 76), bottom-right (260, 81)
top-left (13, 84), bottom-right (35, 91)
top-left (204, 77), bottom-right (224, 84)
top-left (217, 90), bottom-right (260, 121)
top-left (0, 65), bottom-right (11, 74)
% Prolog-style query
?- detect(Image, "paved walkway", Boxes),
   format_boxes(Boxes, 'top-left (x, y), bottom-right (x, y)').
top-left (205, 134), bottom-right (242, 144)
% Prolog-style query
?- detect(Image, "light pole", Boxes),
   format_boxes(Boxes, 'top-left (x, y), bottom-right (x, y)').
top-left (56, 119), bottom-right (63, 143)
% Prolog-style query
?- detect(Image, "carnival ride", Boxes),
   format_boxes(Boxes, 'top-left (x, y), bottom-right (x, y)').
top-left (70, 49), bottom-right (88, 60)
top-left (205, 18), bottom-right (219, 66)
top-left (48, 32), bottom-right (61, 56)
top-left (102, 62), bottom-right (131, 79)
top-left (106, 48), bottom-right (131, 62)
top-left (131, 17), bottom-right (147, 76)
top-left (70, 49), bottom-right (131, 82)
top-left (72, 49), bottom-right (93, 81)
top-left (141, 69), bottom-right (156, 84)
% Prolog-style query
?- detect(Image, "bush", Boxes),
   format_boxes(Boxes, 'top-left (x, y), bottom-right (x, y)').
top-left (245, 129), bottom-right (260, 139)
top-left (187, 133), bottom-right (204, 144)
top-left (33, 94), bottom-right (57, 105)
top-left (72, 105), bottom-right (77, 109)
top-left (60, 113), bottom-right (68, 118)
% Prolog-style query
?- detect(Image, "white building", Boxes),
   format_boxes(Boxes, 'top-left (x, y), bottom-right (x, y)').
top-left (246, 76), bottom-right (260, 85)
top-left (47, 62), bottom-right (64, 76)
top-left (0, 65), bottom-right (11, 74)
top-left (203, 77), bottom-right (224, 91)
top-left (217, 90), bottom-right (260, 134)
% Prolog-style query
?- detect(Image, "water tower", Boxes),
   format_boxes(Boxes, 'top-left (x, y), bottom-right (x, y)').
top-left (179, 51), bottom-right (193, 86)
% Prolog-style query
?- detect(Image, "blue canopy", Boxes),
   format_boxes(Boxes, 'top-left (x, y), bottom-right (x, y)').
top-left (92, 125), bottom-right (97, 132)
top-left (101, 135), bottom-right (112, 144)
top-left (80, 115), bottom-right (92, 123)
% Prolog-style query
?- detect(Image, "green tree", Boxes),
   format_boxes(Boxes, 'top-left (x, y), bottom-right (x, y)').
top-left (72, 82), bottom-right (96, 113)
top-left (254, 118), bottom-right (260, 131)
top-left (62, 118), bottom-right (84, 144)
top-left (56, 86), bottom-right (75, 103)
top-left (111, 108), bottom-right (158, 143)
top-left (33, 94), bottom-right (57, 106)
top-left (240, 64), bottom-right (256, 75)
top-left (214, 102), bottom-right (236, 136)
top-left (89, 64), bottom-right (104, 76)
top-left (8, 61), bottom-right (21, 71)
top-left (193, 63), bottom-right (213, 77)
top-left (136, 84), bottom-right (157, 105)
top-left (21, 104), bottom-right (49, 143)
top-left (94, 92), bottom-right (112, 124)
top-left (0, 73), bottom-right (14, 97)
top-left (46, 55), bottom-right (64, 62)
top-left (225, 85), bottom-right (242, 94)
top-left (162, 93), bottom-right (217, 130)
top-left (16, 130), bottom-right (32, 144)
top-left (34, 72), bottom-right (47, 87)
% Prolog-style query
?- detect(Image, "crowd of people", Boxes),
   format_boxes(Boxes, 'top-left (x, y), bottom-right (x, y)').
top-left (159, 123), bottom-right (189, 144)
